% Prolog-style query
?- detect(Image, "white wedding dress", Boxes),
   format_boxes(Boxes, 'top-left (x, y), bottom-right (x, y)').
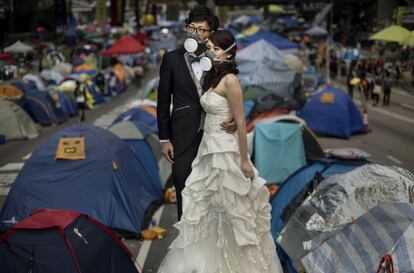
top-left (158, 91), bottom-right (283, 273)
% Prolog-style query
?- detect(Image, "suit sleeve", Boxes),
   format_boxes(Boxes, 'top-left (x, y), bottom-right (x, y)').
top-left (157, 54), bottom-right (172, 140)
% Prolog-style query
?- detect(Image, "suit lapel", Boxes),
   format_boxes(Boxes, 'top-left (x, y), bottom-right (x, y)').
top-left (177, 48), bottom-right (202, 99)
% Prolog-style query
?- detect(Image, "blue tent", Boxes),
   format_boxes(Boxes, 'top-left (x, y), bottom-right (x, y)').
top-left (113, 107), bottom-right (158, 132)
top-left (12, 81), bottom-right (67, 125)
top-left (86, 81), bottom-right (105, 104)
top-left (238, 28), bottom-right (299, 50)
top-left (270, 158), bottom-right (368, 273)
top-left (0, 125), bottom-right (163, 234)
top-left (55, 91), bottom-right (78, 117)
top-left (109, 120), bottom-right (163, 189)
top-left (254, 122), bottom-right (306, 184)
top-left (298, 86), bottom-right (365, 138)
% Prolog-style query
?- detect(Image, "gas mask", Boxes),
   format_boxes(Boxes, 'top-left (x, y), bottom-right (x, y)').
top-left (184, 32), bottom-right (207, 55)
top-left (200, 42), bottom-right (237, 71)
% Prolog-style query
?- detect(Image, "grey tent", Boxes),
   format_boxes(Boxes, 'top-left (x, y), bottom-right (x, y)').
top-left (277, 164), bottom-right (414, 270)
top-left (3, 40), bottom-right (34, 54)
top-left (0, 100), bottom-right (40, 140)
top-left (236, 39), bottom-right (296, 98)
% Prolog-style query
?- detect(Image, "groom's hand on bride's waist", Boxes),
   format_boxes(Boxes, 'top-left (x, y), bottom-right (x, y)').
top-left (161, 142), bottom-right (174, 164)
top-left (220, 118), bottom-right (237, 133)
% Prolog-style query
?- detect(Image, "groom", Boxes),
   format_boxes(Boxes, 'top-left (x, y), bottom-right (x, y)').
top-left (157, 6), bottom-right (235, 220)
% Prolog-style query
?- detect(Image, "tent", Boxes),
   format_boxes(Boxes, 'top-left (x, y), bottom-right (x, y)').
top-left (0, 100), bottom-right (39, 140)
top-left (0, 84), bottom-right (23, 99)
top-left (237, 39), bottom-right (296, 97)
top-left (72, 64), bottom-right (97, 76)
top-left (305, 26), bottom-right (328, 36)
top-left (113, 107), bottom-right (158, 132)
top-left (302, 203), bottom-right (414, 273)
top-left (298, 86), bottom-right (365, 138)
top-left (3, 40), bottom-right (34, 54)
top-left (270, 158), bottom-right (368, 239)
top-left (109, 120), bottom-right (169, 186)
top-left (0, 125), bottom-right (164, 234)
top-left (22, 74), bottom-right (46, 91)
top-left (277, 164), bottom-right (414, 271)
top-left (102, 36), bottom-right (145, 56)
top-left (370, 25), bottom-right (410, 43)
top-left (237, 27), bottom-right (299, 51)
top-left (0, 209), bottom-right (140, 273)
top-left (253, 122), bottom-right (306, 184)
top-left (11, 81), bottom-right (67, 125)
top-left (51, 91), bottom-right (78, 117)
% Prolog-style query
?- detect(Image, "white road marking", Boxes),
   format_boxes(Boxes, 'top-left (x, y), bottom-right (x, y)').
top-left (353, 99), bottom-right (414, 125)
top-left (401, 103), bottom-right (414, 111)
top-left (387, 155), bottom-right (402, 165)
top-left (394, 89), bottom-right (414, 99)
top-left (22, 153), bottom-right (32, 160)
top-left (0, 162), bottom-right (25, 172)
top-left (135, 205), bottom-right (165, 270)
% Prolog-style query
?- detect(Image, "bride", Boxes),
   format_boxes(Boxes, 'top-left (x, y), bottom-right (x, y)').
top-left (158, 30), bottom-right (283, 273)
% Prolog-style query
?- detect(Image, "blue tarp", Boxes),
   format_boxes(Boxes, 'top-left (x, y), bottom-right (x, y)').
top-left (298, 86), bottom-right (365, 138)
top-left (113, 108), bottom-right (158, 132)
top-left (254, 123), bottom-right (306, 184)
top-left (238, 28), bottom-right (299, 50)
top-left (0, 125), bottom-right (163, 234)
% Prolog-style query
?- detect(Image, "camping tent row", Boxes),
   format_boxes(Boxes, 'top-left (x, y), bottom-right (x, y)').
top-left (270, 161), bottom-right (414, 273)
top-left (0, 61), bottom-right (138, 141)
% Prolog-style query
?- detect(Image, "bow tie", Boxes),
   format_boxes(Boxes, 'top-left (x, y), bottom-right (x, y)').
top-left (188, 53), bottom-right (202, 63)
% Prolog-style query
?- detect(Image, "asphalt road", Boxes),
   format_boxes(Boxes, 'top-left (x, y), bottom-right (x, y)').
top-left (0, 71), bottom-right (413, 272)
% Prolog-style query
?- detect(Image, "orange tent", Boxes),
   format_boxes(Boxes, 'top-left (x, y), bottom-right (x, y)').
top-left (112, 64), bottom-right (126, 83)
top-left (246, 108), bottom-right (289, 133)
top-left (0, 85), bottom-right (24, 100)
top-left (139, 105), bottom-right (157, 117)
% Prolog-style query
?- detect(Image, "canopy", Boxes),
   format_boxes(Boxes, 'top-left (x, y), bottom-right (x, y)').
top-left (102, 36), bottom-right (145, 56)
top-left (401, 31), bottom-right (414, 47)
top-left (370, 25), bottom-right (410, 42)
top-left (3, 40), bottom-right (34, 54)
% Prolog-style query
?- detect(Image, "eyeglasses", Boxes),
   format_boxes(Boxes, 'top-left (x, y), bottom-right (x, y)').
top-left (185, 25), bottom-right (210, 35)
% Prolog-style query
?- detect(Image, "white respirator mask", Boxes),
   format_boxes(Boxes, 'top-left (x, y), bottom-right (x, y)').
top-left (199, 42), bottom-right (237, 71)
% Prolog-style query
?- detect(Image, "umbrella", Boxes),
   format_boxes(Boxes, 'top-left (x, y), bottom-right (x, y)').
top-left (72, 64), bottom-right (97, 76)
top-left (370, 25), bottom-right (410, 43)
top-left (401, 31), bottom-right (414, 47)
top-left (284, 54), bottom-right (305, 72)
top-left (302, 203), bottom-right (414, 273)
top-left (305, 26), bottom-right (328, 36)
top-left (3, 40), bottom-right (34, 54)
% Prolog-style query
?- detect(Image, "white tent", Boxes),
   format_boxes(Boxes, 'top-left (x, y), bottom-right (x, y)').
top-left (0, 100), bottom-right (40, 140)
top-left (4, 41), bottom-right (34, 54)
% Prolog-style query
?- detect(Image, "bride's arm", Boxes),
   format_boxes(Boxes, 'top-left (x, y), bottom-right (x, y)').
top-left (224, 74), bottom-right (248, 161)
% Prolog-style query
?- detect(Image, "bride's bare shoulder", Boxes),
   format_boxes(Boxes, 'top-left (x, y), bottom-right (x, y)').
top-left (223, 73), bottom-right (240, 86)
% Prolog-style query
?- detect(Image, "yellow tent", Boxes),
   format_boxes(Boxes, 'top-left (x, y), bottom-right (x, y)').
top-left (370, 25), bottom-right (410, 43)
top-left (242, 25), bottom-right (260, 36)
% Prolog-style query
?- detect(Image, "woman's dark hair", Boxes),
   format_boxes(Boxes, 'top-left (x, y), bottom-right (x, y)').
top-left (202, 30), bottom-right (239, 91)
top-left (185, 6), bottom-right (219, 32)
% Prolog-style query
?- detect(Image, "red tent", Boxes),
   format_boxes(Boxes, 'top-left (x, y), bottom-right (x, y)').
top-left (102, 36), bottom-right (145, 56)
top-left (133, 32), bottom-right (151, 42)
top-left (0, 52), bottom-right (12, 61)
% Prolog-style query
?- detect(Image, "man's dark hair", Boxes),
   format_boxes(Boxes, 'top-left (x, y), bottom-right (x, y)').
top-left (185, 6), bottom-right (219, 32)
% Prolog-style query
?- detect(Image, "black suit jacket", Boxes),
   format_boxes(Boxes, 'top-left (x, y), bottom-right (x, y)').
top-left (157, 47), bottom-right (203, 156)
